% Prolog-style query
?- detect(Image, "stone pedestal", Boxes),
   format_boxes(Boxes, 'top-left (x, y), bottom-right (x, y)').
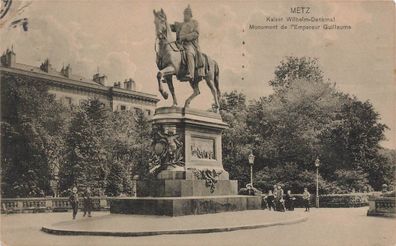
top-left (110, 107), bottom-right (262, 216)
top-left (153, 107), bottom-right (229, 176)
top-left (136, 180), bottom-right (238, 197)
top-left (367, 194), bottom-right (396, 217)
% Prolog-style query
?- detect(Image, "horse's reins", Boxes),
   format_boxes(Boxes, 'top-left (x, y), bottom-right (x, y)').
top-left (154, 18), bottom-right (182, 56)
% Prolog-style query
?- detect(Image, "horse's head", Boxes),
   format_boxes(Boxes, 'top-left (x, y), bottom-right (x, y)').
top-left (153, 8), bottom-right (168, 40)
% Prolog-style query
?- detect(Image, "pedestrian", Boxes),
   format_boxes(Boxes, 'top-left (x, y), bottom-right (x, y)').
top-left (276, 185), bottom-right (285, 212)
top-left (83, 187), bottom-right (92, 217)
top-left (69, 186), bottom-right (79, 219)
top-left (246, 183), bottom-right (254, 195)
top-left (285, 190), bottom-right (295, 211)
top-left (272, 185), bottom-right (278, 211)
top-left (266, 190), bottom-right (275, 211)
top-left (261, 194), bottom-right (268, 210)
top-left (303, 187), bottom-right (311, 212)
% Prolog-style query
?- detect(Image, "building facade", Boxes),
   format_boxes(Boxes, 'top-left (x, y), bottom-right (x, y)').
top-left (0, 48), bottom-right (159, 196)
top-left (0, 48), bottom-right (159, 116)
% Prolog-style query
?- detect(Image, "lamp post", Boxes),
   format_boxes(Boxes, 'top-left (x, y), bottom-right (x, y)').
top-left (248, 152), bottom-right (255, 187)
top-left (315, 157), bottom-right (320, 208)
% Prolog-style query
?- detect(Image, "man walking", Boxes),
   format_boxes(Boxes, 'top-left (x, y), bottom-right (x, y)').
top-left (303, 187), bottom-right (311, 212)
top-left (69, 186), bottom-right (79, 219)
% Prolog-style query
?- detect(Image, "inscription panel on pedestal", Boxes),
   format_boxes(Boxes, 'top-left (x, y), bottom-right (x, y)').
top-left (190, 136), bottom-right (216, 160)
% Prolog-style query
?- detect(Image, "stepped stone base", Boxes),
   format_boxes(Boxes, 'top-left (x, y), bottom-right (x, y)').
top-left (109, 107), bottom-right (257, 217)
top-left (136, 180), bottom-right (238, 197)
top-left (110, 195), bottom-right (262, 216)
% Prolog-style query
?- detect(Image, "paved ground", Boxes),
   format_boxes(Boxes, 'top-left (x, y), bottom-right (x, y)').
top-left (1, 207), bottom-right (396, 246)
top-left (44, 209), bottom-right (306, 233)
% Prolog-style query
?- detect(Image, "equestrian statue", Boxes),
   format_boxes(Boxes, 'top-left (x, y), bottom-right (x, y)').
top-left (153, 6), bottom-right (221, 111)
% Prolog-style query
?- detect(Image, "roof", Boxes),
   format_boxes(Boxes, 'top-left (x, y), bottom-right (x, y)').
top-left (0, 63), bottom-right (159, 103)
top-left (11, 63), bottom-right (105, 85)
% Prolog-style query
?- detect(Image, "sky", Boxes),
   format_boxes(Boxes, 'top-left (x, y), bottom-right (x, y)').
top-left (1, 0), bottom-right (395, 149)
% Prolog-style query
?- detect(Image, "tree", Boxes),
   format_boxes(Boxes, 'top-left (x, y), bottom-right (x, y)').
top-left (230, 56), bottom-right (391, 192)
top-left (247, 78), bottom-right (341, 171)
top-left (319, 97), bottom-right (388, 189)
top-left (59, 98), bottom-right (110, 195)
top-left (106, 160), bottom-right (125, 196)
top-left (1, 74), bottom-right (68, 197)
top-left (219, 91), bottom-right (253, 187)
top-left (332, 169), bottom-right (371, 193)
top-left (253, 162), bottom-right (333, 194)
top-left (132, 110), bottom-right (152, 180)
top-left (105, 110), bottom-right (151, 196)
top-left (378, 148), bottom-right (396, 188)
top-left (269, 56), bottom-right (324, 93)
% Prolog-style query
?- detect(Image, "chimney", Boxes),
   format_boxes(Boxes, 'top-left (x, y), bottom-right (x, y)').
top-left (1, 47), bottom-right (16, 67)
top-left (124, 78), bottom-right (136, 90)
top-left (113, 82), bottom-right (121, 88)
top-left (40, 58), bottom-right (53, 73)
top-left (61, 64), bottom-right (72, 78)
top-left (129, 78), bottom-right (136, 90)
top-left (93, 73), bottom-right (107, 85)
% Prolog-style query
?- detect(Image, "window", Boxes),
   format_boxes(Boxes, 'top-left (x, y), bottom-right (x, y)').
top-left (134, 107), bottom-right (142, 114)
top-left (65, 97), bottom-right (72, 105)
top-left (146, 109), bottom-right (151, 116)
top-left (120, 105), bottom-right (126, 111)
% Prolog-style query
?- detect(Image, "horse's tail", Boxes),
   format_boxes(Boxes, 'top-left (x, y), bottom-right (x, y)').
top-left (214, 61), bottom-right (220, 100)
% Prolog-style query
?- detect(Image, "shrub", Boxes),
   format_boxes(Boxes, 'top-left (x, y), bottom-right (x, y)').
top-left (291, 192), bottom-right (378, 208)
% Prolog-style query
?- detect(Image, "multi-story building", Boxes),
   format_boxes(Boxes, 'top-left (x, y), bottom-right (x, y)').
top-left (0, 48), bottom-right (159, 196)
top-left (0, 48), bottom-right (159, 116)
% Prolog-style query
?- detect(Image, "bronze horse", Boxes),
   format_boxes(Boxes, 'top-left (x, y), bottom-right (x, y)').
top-left (153, 9), bottom-right (220, 111)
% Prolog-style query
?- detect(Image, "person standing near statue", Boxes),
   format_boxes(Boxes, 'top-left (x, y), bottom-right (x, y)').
top-left (285, 190), bottom-right (295, 211)
top-left (275, 185), bottom-right (285, 212)
top-left (83, 187), bottom-right (92, 217)
top-left (170, 5), bottom-right (204, 80)
top-left (272, 185), bottom-right (278, 211)
top-left (303, 187), bottom-right (311, 212)
top-left (266, 190), bottom-right (275, 211)
top-left (69, 186), bottom-right (79, 219)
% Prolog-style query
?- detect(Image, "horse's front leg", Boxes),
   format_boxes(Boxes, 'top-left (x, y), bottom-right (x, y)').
top-left (157, 66), bottom-right (176, 103)
top-left (164, 76), bottom-right (177, 106)
top-left (157, 71), bottom-right (168, 99)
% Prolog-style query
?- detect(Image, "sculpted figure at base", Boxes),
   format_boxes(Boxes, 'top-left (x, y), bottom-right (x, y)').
top-left (150, 125), bottom-right (184, 175)
top-left (153, 6), bottom-right (221, 111)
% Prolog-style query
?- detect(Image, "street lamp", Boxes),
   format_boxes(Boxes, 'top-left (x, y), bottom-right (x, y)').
top-left (315, 157), bottom-right (320, 208)
top-left (248, 152), bottom-right (255, 187)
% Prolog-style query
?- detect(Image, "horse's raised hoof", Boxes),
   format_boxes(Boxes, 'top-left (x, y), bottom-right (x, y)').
top-left (162, 91), bottom-right (168, 99)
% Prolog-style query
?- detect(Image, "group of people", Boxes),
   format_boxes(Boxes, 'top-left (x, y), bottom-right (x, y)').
top-left (263, 186), bottom-right (311, 212)
top-left (68, 186), bottom-right (93, 219)
top-left (263, 185), bottom-right (288, 212)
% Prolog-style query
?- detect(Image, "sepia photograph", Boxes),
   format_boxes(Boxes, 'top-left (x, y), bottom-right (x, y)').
top-left (0, 0), bottom-right (395, 245)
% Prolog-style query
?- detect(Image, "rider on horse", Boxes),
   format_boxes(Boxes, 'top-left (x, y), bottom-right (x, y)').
top-left (170, 5), bottom-right (205, 80)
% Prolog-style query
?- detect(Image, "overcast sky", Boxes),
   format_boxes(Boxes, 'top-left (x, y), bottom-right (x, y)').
top-left (1, 0), bottom-right (394, 149)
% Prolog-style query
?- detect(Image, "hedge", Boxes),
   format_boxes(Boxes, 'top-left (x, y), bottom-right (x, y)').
top-left (288, 192), bottom-right (381, 208)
